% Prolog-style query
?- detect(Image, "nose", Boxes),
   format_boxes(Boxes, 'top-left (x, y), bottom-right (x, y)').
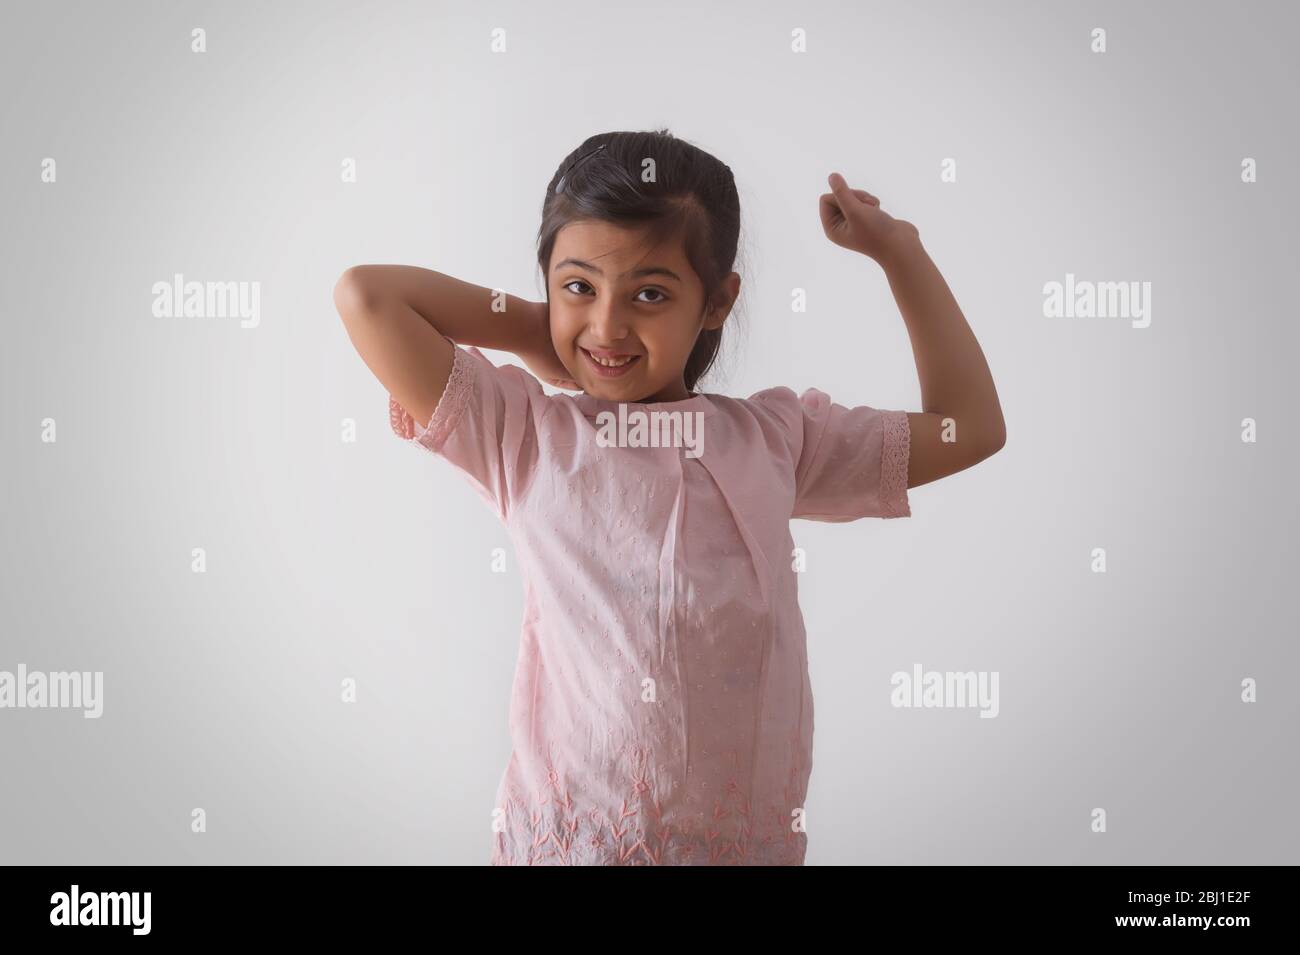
top-left (586, 300), bottom-right (633, 347)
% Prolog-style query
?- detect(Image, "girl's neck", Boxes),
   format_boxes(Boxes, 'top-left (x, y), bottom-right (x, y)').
top-left (637, 378), bottom-right (693, 403)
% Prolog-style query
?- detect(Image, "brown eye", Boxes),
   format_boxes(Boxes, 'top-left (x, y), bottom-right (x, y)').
top-left (637, 288), bottom-right (668, 303)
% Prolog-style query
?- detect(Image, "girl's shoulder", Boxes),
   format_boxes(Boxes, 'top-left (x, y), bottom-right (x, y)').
top-left (690, 386), bottom-right (828, 461)
top-left (711, 384), bottom-right (827, 434)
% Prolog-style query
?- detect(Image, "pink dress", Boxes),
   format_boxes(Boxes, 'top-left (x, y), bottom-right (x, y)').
top-left (390, 339), bottom-right (911, 865)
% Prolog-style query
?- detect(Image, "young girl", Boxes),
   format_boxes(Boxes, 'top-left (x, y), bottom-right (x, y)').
top-left (336, 130), bottom-right (1005, 866)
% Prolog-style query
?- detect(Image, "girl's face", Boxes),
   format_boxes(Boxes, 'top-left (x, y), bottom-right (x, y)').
top-left (547, 219), bottom-right (739, 403)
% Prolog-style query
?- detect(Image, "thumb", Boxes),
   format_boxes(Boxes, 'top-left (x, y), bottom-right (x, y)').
top-left (827, 172), bottom-right (861, 208)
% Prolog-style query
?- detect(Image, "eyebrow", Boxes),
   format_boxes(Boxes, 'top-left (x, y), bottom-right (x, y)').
top-left (552, 257), bottom-right (682, 282)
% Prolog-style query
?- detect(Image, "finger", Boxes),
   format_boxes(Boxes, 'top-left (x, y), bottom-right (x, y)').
top-left (828, 172), bottom-right (874, 213)
top-left (822, 182), bottom-right (879, 228)
top-left (818, 193), bottom-right (845, 232)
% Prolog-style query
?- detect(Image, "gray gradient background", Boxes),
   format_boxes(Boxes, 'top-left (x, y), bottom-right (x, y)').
top-left (1, 0), bottom-right (1296, 865)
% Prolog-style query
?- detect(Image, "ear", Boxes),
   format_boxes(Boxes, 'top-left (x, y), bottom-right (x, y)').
top-left (702, 271), bottom-right (741, 331)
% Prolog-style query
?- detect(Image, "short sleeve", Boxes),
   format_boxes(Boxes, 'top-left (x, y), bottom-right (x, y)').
top-left (389, 338), bottom-right (544, 524)
top-left (753, 386), bottom-right (911, 521)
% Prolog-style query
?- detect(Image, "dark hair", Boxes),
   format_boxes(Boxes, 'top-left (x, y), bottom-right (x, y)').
top-left (536, 129), bottom-right (743, 392)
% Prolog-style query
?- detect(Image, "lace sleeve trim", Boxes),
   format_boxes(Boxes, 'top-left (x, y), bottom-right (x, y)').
top-left (880, 410), bottom-right (912, 518)
top-left (388, 343), bottom-right (475, 452)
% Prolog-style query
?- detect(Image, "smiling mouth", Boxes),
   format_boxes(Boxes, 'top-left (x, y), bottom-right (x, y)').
top-left (581, 348), bottom-right (641, 377)
top-left (586, 351), bottom-right (635, 367)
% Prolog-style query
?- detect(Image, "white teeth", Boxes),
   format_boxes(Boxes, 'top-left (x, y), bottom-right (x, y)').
top-left (589, 352), bottom-right (634, 367)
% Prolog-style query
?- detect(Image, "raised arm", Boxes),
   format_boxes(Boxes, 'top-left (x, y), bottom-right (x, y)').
top-left (882, 237), bottom-right (1006, 488)
top-left (819, 173), bottom-right (1006, 489)
top-left (332, 265), bottom-right (552, 428)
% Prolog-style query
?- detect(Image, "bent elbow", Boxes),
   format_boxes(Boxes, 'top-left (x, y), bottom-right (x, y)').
top-left (980, 423), bottom-right (1007, 459)
top-left (333, 266), bottom-right (383, 320)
